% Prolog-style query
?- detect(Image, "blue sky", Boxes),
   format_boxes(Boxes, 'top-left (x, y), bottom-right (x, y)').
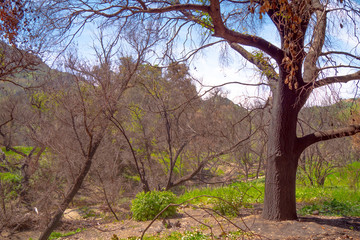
top-left (62, 5), bottom-right (359, 107)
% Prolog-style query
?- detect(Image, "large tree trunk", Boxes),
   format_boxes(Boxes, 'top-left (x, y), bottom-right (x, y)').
top-left (262, 81), bottom-right (302, 220)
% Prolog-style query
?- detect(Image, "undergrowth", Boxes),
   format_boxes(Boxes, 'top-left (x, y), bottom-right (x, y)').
top-left (111, 229), bottom-right (250, 240)
top-left (34, 228), bottom-right (84, 240)
top-left (296, 162), bottom-right (360, 217)
top-left (176, 181), bottom-right (264, 217)
top-left (131, 190), bottom-right (177, 221)
top-left (298, 198), bottom-right (360, 216)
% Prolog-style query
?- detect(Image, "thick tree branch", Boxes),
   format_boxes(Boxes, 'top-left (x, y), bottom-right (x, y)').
top-left (170, 125), bottom-right (257, 189)
top-left (313, 70), bottom-right (360, 88)
top-left (303, 0), bottom-right (327, 83)
top-left (75, 4), bottom-right (210, 17)
top-left (170, 158), bottom-right (207, 188)
top-left (229, 42), bottom-right (278, 84)
top-left (209, 10), bottom-right (283, 63)
top-left (52, 0), bottom-right (284, 64)
top-left (297, 124), bottom-right (360, 153)
top-left (152, 0), bottom-right (283, 63)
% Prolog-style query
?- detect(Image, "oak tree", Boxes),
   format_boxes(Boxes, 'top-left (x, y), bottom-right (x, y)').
top-left (39, 0), bottom-right (360, 220)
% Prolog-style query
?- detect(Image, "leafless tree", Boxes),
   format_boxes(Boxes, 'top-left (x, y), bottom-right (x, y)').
top-left (31, 28), bottom-right (158, 239)
top-left (297, 100), bottom-right (354, 186)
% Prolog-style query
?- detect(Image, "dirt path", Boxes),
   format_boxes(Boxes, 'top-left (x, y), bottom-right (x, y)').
top-left (5, 207), bottom-right (360, 240)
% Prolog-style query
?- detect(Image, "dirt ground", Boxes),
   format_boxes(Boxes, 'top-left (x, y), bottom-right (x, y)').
top-left (3, 206), bottom-right (360, 240)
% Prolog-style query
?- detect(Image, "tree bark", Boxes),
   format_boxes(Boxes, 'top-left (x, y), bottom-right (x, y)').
top-left (262, 80), bottom-right (302, 221)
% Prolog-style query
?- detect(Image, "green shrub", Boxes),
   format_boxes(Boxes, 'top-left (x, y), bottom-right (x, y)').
top-left (212, 190), bottom-right (243, 217)
top-left (131, 190), bottom-right (177, 221)
top-left (345, 162), bottom-right (360, 191)
top-left (299, 198), bottom-right (360, 216)
top-left (212, 183), bottom-right (262, 217)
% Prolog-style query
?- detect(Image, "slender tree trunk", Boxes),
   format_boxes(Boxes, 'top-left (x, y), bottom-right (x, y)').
top-left (38, 141), bottom-right (101, 240)
top-left (20, 147), bottom-right (45, 208)
top-left (262, 81), bottom-right (302, 221)
top-left (0, 182), bottom-right (6, 215)
top-left (256, 145), bottom-right (265, 179)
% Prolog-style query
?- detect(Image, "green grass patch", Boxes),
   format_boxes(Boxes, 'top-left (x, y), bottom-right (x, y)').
top-left (177, 180), bottom-right (264, 206)
top-left (297, 185), bottom-right (360, 204)
top-left (48, 228), bottom-right (83, 240)
top-left (176, 181), bottom-right (264, 217)
top-left (79, 206), bottom-right (99, 219)
top-left (296, 161), bottom-right (360, 217)
top-left (298, 198), bottom-right (360, 217)
top-left (111, 229), bottom-right (251, 240)
top-left (1, 146), bottom-right (33, 159)
top-left (178, 171), bottom-right (360, 218)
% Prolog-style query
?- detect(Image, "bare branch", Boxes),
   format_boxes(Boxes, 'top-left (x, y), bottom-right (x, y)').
top-left (320, 51), bottom-right (360, 61)
top-left (207, 0), bottom-right (283, 63)
top-left (298, 124), bottom-right (360, 153)
top-left (303, 1), bottom-right (327, 83)
top-left (314, 70), bottom-right (360, 88)
top-left (229, 42), bottom-right (278, 84)
top-left (171, 127), bottom-right (257, 188)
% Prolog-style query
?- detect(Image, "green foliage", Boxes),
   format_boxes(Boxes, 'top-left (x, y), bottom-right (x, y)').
top-left (212, 183), bottom-right (262, 216)
top-left (178, 181), bottom-right (264, 206)
top-left (177, 168), bottom-right (360, 218)
top-left (152, 152), bottom-right (184, 175)
top-left (177, 181), bottom-right (263, 217)
top-left (1, 146), bottom-right (33, 160)
top-left (30, 91), bottom-right (51, 111)
top-left (336, 100), bottom-right (359, 122)
top-left (111, 234), bottom-right (120, 240)
top-left (297, 158), bottom-right (335, 187)
top-left (79, 206), bottom-right (99, 219)
top-left (131, 190), bottom-right (177, 221)
top-left (227, 229), bottom-right (250, 239)
top-left (0, 154), bottom-right (23, 201)
top-left (296, 162), bottom-right (360, 204)
top-left (163, 232), bottom-right (183, 240)
top-left (296, 183), bottom-right (360, 207)
top-left (297, 163), bottom-right (360, 217)
top-left (299, 199), bottom-right (360, 217)
top-left (112, 231), bottom-right (208, 240)
top-left (181, 231), bottom-right (207, 240)
top-left (112, 229), bottom-right (249, 240)
top-left (124, 173), bottom-right (141, 183)
top-left (0, 172), bottom-right (21, 183)
top-left (343, 162), bottom-right (360, 191)
top-left (48, 228), bottom-right (83, 240)
top-left (252, 50), bottom-right (278, 79)
top-left (212, 188), bottom-right (244, 217)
